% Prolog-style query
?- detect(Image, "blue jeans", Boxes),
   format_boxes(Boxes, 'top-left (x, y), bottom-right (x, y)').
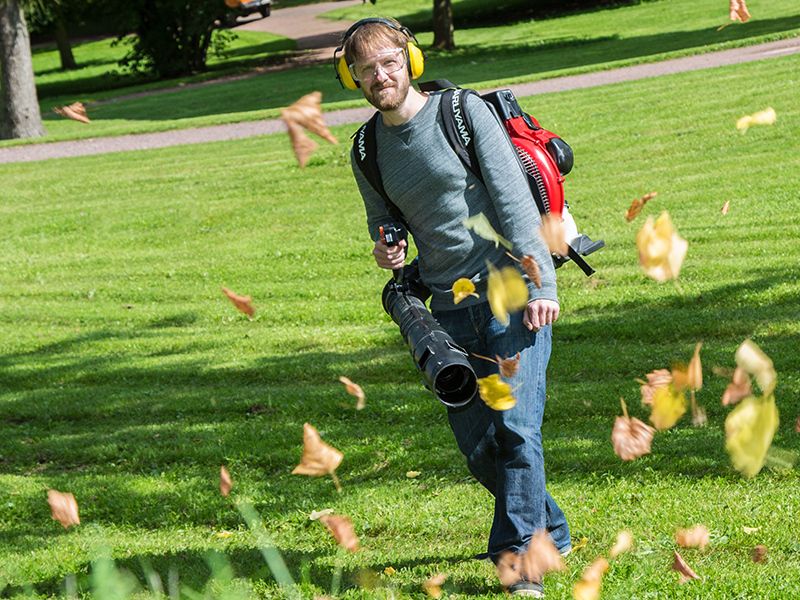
top-left (432, 301), bottom-right (570, 560)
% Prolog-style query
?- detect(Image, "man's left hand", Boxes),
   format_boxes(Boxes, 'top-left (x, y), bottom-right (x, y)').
top-left (523, 299), bottom-right (560, 331)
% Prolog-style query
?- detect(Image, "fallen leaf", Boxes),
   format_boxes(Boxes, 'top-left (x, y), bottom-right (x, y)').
top-left (309, 508), bottom-right (334, 520)
top-left (735, 340), bottom-right (776, 396)
top-left (673, 550), bottom-right (700, 583)
top-left (742, 526), bottom-right (760, 534)
top-left (338, 376), bottom-right (365, 410)
top-left (53, 101), bottom-right (90, 124)
top-left (796, 415), bottom-right (800, 433)
top-left (463, 213), bottom-right (512, 250)
top-left (487, 262), bottom-right (529, 326)
top-left (751, 544), bottom-right (768, 563)
top-left (477, 374), bottom-right (517, 411)
top-left (451, 278), bottom-right (479, 304)
top-left (220, 465), bottom-right (233, 497)
top-left (736, 107), bottom-right (776, 132)
top-left (422, 573), bottom-right (447, 599)
top-left (319, 514), bottom-right (359, 552)
top-left (722, 367), bottom-right (752, 406)
top-left (639, 368), bottom-right (672, 406)
top-left (675, 525), bottom-right (710, 549)
top-left (284, 120), bottom-right (318, 168)
top-left (497, 353), bottom-right (521, 378)
top-left (636, 212), bottom-right (688, 282)
top-left (725, 394), bottom-right (779, 478)
top-left (519, 530), bottom-right (566, 582)
top-left (572, 536), bottom-right (590, 552)
top-left (721, 200), bottom-right (730, 215)
top-left (729, 0), bottom-right (751, 23)
top-left (221, 287), bottom-right (255, 318)
top-left (609, 530), bottom-right (634, 558)
top-left (540, 213), bottom-right (568, 256)
top-left (292, 423), bottom-right (344, 489)
top-left (47, 489), bottom-right (80, 528)
top-left (520, 255), bottom-right (542, 289)
top-left (625, 191), bottom-right (658, 222)
top-left (612, 398), bottom-right (655, 461)
top-left (215, 530), bottom-right (234, 538)
top-left (649, 385), bottom-right (687, 431)
top-left (383, 566), bottom-right (396, 576)
top-left (406, 470), bottom-right (421, 478)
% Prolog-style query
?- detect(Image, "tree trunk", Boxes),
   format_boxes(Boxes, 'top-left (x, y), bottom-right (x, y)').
top-left (0, 0), bottom-right (45, 139)
top-left (54, 10), bottom-right (77, 71)
top-left (432, 0), bottom-right (454, 51)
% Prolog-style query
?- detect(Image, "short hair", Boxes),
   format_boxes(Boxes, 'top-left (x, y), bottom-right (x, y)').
top-left (343, 19), bottom-right (409, 67)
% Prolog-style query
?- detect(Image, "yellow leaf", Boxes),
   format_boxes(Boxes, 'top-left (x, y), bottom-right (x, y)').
top-left (487, 263), bottom-right (529, 326)
top-left (477, 374), bottom-right (517, 411)
top-left (735, 339), bottom-right (776, 397)
top-left (383, 566), bottom-right (396, 576)
top-left (463, 213), bottom-right (512, 250)
top-left (649, 385), bottom-right (686, 430)
top-left (451, 278), bottom-right (479, 304)
top-left (736, 106), bottom-right (775, 132)
top-left (725, 394), bottom-right (779, 478)
top-left (422, 573), bottom-right (447, 599)
top-left (636, 212), bottom-right (688, 282)
top-left (406, 471), bottom-right (421, 478)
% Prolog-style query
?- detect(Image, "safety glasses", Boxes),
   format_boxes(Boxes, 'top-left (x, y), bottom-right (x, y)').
top-left (348, 48), bottom-right (406, 83)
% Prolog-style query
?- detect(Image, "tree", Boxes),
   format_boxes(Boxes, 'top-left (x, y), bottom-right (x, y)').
top-left (0, 0), bottom-right (45, 139)
top-left (26, 0), bottom-right (78, 70)
top-left (432, 0), bottom-right (454, 50)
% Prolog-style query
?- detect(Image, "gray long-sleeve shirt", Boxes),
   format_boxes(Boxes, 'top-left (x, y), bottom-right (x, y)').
top-left (352, 92), bottom-right (557, 312)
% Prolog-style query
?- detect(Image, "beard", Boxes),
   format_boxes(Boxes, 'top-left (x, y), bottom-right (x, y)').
top-left (363, 74), bottom-right (410, 112)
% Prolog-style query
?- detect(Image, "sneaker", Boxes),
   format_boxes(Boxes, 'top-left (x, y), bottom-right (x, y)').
top-left (508, 580), bottom-right (544, 597)
top-left (559, 545), bottom-right (572, 558)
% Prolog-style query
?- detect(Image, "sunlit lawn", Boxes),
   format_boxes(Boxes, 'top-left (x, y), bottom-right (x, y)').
top-left (0, 51), bottom-right (799, 597)
top-left (5, 0), bottom-right (799, 147)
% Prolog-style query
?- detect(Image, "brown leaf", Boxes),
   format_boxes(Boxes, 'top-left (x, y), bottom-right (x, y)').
top-left (422, 573), bottom-right (447, 599)
top-left (612, 413), bottom-right (655, 461)
top-left (609, 530), bottom-right (634, 558)
top-left (292, 423), bottom-right (344, 477)
top-left (284, 120), bottom-right (318, 168)
top-left (729, 0), bottom-right (751, 22)
top-left (497, 353), bottom-right (521, 378)
top-left (319, 514), bottom-right (359, 552)
top-left (722, 367), bottom-right (752, 406)
top-left (672, 551), bottom-right (700, 584)
top-left (519, 530), bottom-right (566, 582)
top-left (573, 557), bottom-right (608, 600)
top-left (539, 213), bottom-right (568, 256)
top-left (53, 101), bottom-right (90, 124)
top-left (338, 376), bottom-right (365, 410)
top-left (675, 525), bottom-right (710, 549)
top-left (520, 255), bottom-right (542, 289)
top-left (639, 368), bottom-right (672, 406)
top-left (751, 544), bottom-right (767, 563)
top-left (625, 191), bottom-right (658, 222)
top-left (220, 465), bottom-right (233, 497)
top-left (281, 91), bottom-right (338, 145)
top-left (47, 489), bottom-right (80, 528)
top-left (687, 342), bottom-right (703, 391)
top-left (721, 200), bottom-right (730, 215)
top-left (495, 551), bottom-right (522, 587)
top-left (221, 287), bottom-right (255, 317)
top-left (795, 415), bottom-right (800, 433)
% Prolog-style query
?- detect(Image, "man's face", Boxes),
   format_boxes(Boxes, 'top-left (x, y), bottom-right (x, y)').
top-left (352, 46), bottom-right (410, 112)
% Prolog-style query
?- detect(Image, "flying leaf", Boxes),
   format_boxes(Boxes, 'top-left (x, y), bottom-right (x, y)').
top-left (736, 107), bottom-right (776, 132)
top-left (624, 191), bottom-right (658, 222)
top-left (451, 278), bottom-right (479, 304)
top-left (675, 525), bottom-right (710, 549)
top-left (795, 415), bottom-right (800, 433)
top-left (609, 530), bottom-right (634, 558)
top-left (540, 214), bottom-right (568, 256)
top-left (319, 514), bottom-right (359, 552)
top-left (722, 367), bottom-right (752, 406)
top-left (53, 101), bottom-right (90, 124)
top-left (573, 557), bottom-right (608, 600)
top-left (495, 551), bottom-right (522, 587)
top-left (721, 200), bottom-right (730, 215)
top-left (47, 489), bottom-right (80, 528)
top-left (281, 91), bottom-right (338, 145)
top-left (498, 353), bottom-right (521, 378)
top-left (487, 263), bottom-right (529, 326)
top-left (649, 385), bottom-right (686, 430)
top-left (735, 340), bottom-right (776, 396)
top-left (422, 573), bottom-right (447, 599)
top-left (284, 120), bottom-right (318, 168)
top-left (751, 545), bottom-right (767, 563)
top-left (292, 423), bottom-right (344, 490)
top-left (220, 465), bottom-right (233, 497)
top-left (639, 368), bottom-right (672, 406)
top-left (612, 399), bottom-right (655, 461)
top-left (636, 212), bottom-right (688, 282)
top-left (725, 394), bottom-right (779, 478)
top-left (463, 213), bottom-right (512, 250)
top-left (692, 405), bottom-right (708, 427)
top-left (729, 0), bottom-right (751, 23)
top-left (687, 343), bottom-right (703, 391)
top-left (519, 530), bottom-right (566, 582)
top-left (338, 376), bottom-right (365, 410)
top-left (672, 551), bottom-right (700, 583)
top-left (309, 508), bottom-right (334, 521)
top-left (520, 255), bottom-right (542, 289)
top-left (221, 287), bottom-right (255, 318)
top-left (477, 374), bottom-right (516, 410)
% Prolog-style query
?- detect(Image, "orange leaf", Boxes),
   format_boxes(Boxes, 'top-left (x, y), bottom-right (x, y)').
top-left (612, 403), bottom-right (655, 461)
top-left (497, 353), bottom-right (521, 378)
top-left (639, 368), bottom-right (672, 406)
top-left (47, 489), bottom-right (80, 528)
top-left (722, 367), bottom-right (752, 406)
top-left (519, 530), bottom-right (566, 582)
top-left (729, 0), bottom-right (751, 23)
top-left (687, 342), bottom-right (703, 391)
top-left (495, 551), bottom-right (522, 587)
top-left (422, 573), bottom-right (447, 599)
top-left (625, 191), bottom-right (657, 222)
top-left (675, 525), bottom-right (710, 549)
top-left (751, 544), bottom-right (768, 563)
top-left (573, 557), bottom-right (608, 600)
top-left (281, 91), bottom-right (338, 145)
top-left (609, 530), bottom-right (634, 558)
top-left (220, 465), bottom-right (233, 497)
top-left (53, 101), bottom-right (90, 124)
top-left (285, 120), bottom-right (318, 168)
top-left (540, 214), bottom-right (568, 256)
top-left (222, 287), bottom-right (255, 317)
top-left (319, 514), bottom-right (359, 552)
top-left (520, 255), bottom-right (542, 289)
top-left (795, 415), bottom-right (800, 433)
top-left (338, 376), bottom-right (365, 410)
top-left (292, 423), bottom-right (344, 477)
top-left (672, 551), bottom-right (700, 584)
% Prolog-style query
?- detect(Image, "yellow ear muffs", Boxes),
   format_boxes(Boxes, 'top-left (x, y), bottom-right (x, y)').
top-left (406, 41), bottom-right (424, 80)
top-left (336, 54), bottom-right (359, 90)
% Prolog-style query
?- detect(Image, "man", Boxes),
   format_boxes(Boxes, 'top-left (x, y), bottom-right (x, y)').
top-left (343, 18), bottom-right (570, 597)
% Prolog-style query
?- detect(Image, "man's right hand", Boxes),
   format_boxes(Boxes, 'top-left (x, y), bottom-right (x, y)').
top-left (373, 238), bottom-right (407, 270)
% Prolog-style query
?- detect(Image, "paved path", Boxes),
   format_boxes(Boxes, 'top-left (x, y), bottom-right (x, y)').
top-left (1, 35), bottom-right (798, 164)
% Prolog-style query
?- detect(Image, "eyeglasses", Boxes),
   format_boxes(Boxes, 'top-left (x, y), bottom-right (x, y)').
top-left (348, 48), bottom-right (406, 83)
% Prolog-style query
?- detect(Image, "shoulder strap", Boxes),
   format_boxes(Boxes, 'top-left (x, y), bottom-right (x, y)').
top-left (438, 88), bottom-right (483, 183)
top-left (351, 112), bottom-right (409, 230)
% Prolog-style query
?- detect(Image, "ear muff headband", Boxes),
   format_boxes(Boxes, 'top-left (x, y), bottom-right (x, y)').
top-left (333, 18), bottom-right (424, 90)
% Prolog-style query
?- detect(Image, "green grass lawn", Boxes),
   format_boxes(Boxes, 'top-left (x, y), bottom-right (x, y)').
top-left (6, 0), bottom-right (799, 148)
top-left (1, 50), bottom-right (799, 597)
